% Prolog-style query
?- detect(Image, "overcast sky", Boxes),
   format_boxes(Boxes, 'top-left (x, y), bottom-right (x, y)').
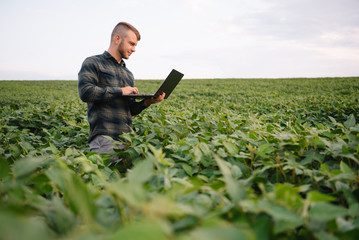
top-left (0, 0), bottom-right (358, 80)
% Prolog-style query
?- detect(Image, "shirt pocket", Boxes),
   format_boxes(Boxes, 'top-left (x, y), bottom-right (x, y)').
top-left (98, 68), bottom-right (118, 87)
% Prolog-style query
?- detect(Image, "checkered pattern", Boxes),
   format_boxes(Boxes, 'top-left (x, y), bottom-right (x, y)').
top-left (78, 51), bottom-right (147, 142)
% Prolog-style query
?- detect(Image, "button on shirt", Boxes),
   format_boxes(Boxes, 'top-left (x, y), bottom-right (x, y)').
top-left (78, 51), bottom-right (148, 142)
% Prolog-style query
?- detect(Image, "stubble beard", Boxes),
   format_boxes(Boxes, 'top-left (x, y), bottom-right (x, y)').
top-left (118, 42), bottom-right (129, 60)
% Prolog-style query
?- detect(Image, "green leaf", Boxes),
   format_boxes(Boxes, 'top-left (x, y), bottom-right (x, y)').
top-left (273, 219), bottom-right (301, 234)
top-left (188, 226), bottom-right (256, 240)
top-left (320, 163), bottom-right (331, 175)
top-left (215, 155), bottom-right (246, 203)
top-left (252, 216), bottom-right (272, 240)
top-left (199, 142), bottom-right (211, 156)
top-left (340, 161), bottom-right (354, 174)
top-left (309, 202), bottom-right (348, 221)
top-left (148, 145), bottom-right (173, 166)
top-left (194, 146), bottom-right (203, 163)
top-left (12, 156), bottom-right (46, 179)
top-left (66, 173), bottom-right (97, 224)
top-left (300, 150), bottom-right (323, 165)
top-left (223, 141), bottom-right (239, 155)
top-left (45, 166), bottom-right (69, 191)
top-left (111, 181), bottom-right (147, 208)
top-left (41, 197), bottom-right (76, 234)
top-left (8, 144), bottom-right (21, 159)
top-left (49, 143), bottom-right (58, 154)
top-left (0, 211), bottom-right (51, 240)
top-left (256, 143), bottom-right (275, 158)
top-left (231, 165), bottom-right (243, 179)
top-left (348, 203), bottom-right (359, 217)
top-left (330, 173), bottom-right (355, 181)
top-left (0, 158), bottom-right (11, 180)
top-left (20, 141), bottom-right (34, 151)
top-left (307, 191), bottom-right (336, 203)
top-left (182, 163), bottom-right (194, 176)
top-left (329, 116), bottom-right (337, 123)
top-left (313, 231), bottom-right (339, 240)
top-left (274, 184), bottom-right (303, 208)
top-left (258, 200), bottom-right (303, 229)
top-left (344, 114), bottom-right (356, 128)
top-left (127, 158), bottom-right (153, 184)
top-left (108, 219), bottom-right (167, 240)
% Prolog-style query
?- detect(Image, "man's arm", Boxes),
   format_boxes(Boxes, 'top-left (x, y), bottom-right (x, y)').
top-left (78, 58), bottom-right (138, 102)
top-left (78, 58), bottom-right (121, 102)
top-left (143, 92), bottom-right (165, 107)
top-left (129, 92), bottom-right (166, 116)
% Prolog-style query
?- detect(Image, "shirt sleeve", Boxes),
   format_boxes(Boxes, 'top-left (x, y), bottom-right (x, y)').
top-left (78, 57), bottom-right (123, 102)
top-left (129, 99), bottom-right (149, 116)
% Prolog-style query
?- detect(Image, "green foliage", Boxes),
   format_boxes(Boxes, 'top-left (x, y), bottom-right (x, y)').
top-left (1, 77), bottom-right (359, 239)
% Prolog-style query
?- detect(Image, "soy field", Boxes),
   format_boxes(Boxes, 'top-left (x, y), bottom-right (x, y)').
top-left (1, 77), bottom-right (359, 240)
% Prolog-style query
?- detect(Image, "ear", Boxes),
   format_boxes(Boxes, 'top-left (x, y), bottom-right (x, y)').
top-left (115, 34), bottom-right (121, 44)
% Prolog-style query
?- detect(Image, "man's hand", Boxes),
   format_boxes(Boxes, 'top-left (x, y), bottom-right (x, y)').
top-left (144, 92), bottom-right (165, 107)
top-left (121, 86), bottom-right (139, 95)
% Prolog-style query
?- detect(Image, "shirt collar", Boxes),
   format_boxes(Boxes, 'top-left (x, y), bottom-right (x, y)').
top-left (103, 51), bottom-right (126, 67)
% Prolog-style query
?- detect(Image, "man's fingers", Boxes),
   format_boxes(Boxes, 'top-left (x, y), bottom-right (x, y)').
top-left (121, 86), bottom-right (138, 95)
top-left (158, 92), bottom-right (165, 100)
top-left (153, 93), bottom-right (165, 103)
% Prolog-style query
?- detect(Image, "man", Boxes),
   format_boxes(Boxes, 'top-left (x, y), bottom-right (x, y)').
top-left (78, 22), bottom-right (165, 160)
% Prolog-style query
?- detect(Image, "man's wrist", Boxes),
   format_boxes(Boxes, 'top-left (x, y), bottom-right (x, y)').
top-left (143, 99), bottom-right (151, 107)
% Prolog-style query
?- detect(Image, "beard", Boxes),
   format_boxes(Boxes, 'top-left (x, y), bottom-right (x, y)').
top-left (118, 42), bottom-right (129, 60)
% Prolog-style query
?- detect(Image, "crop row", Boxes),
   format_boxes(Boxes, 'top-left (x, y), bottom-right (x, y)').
top-left (0, 78), bottom-right (359, 239)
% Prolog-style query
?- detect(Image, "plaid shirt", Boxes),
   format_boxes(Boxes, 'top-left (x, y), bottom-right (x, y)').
top-left (78, 51), bottom-right (147, 142)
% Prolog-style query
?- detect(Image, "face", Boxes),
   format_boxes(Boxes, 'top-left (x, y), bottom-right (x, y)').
top-left (117, 30), bottom-right (138, 60)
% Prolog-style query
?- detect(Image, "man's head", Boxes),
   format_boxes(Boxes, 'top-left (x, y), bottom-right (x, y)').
top-left (109, 22), bottom-right (141, 61)
top-left (111, 22), bottom-right (141, 42)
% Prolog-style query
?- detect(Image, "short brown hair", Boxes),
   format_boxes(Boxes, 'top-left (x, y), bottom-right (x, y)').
top-left (111, 22), bottom-right (141, 41)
